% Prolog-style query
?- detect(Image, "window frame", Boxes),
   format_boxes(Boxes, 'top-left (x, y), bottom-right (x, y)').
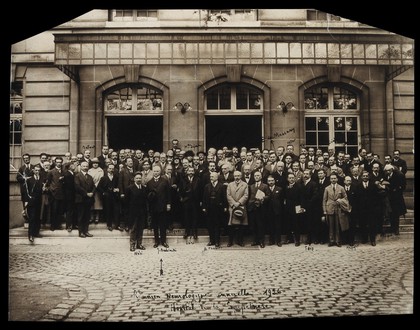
top-left (304, 84), bottom-right (361, 155)
top-left (10, 81), bottom-right (23, 172)
top-left (104, 83), bottom-right (163, 115)
top-left (111, 9), bottom-right (158, 22)
top-left (205, 83), bottom-right (263, 114)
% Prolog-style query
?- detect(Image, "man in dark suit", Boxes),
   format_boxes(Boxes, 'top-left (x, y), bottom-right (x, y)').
top-left (284, 173), bottom-right (303, 246)
top-left (146, 165), bottom-right (171, 248)
top-left (126, 173), bottom-right (148, 251)
top-left (242, 164), bottom-right (255, 186)
top-left (63, 162), bottom-right (77, 232)
top-left (119, 157), bottom-right (136, 230)
top-left (46, 157), bottom-right (65, 230)
top-left (248, 171), bottom-right (270, 248)
top-left (16, 153), bottom-right (33, 210)
top-left (343, 176), bottom-right (358, 246)
top-left (252, 159), bottom-right (270, 184)
top-left (272, 161), bottom-right (287, 189)
top-left (179, 166), bottom-right (201, 239)
top-left (355, 171), bottom-right (382, 246)
top-left (97, 145), bottom-right (110, 169)
top-left (24, 165), bottom-right (43, 242)
top-left (162, 165), bottom-right (180, 230)
top-left (74, 161), bottom-right (95, 238)
top-left (314, 169), bottom-right (330, 244)
top-left (265, 175), bottom-right (284, 247)
top-left (97, 163), bottom-right (122, 231)
top-left (391, 150), bottom-right (408, 175)
top-left (300, 169), bottom-right (318, 245)
top-left (202, 171), bottom-right (227, 247)
top-left (384, 164), bottom-right (407, 235)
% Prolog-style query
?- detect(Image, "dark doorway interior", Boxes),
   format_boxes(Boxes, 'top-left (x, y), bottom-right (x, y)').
top-left (206, 115), bottom-right (262, 150)
top-left (107, 116), bottom-right (163, 151)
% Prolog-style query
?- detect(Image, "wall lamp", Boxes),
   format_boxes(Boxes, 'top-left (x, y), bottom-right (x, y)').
top-left (276, 101), bottom-right (296, 114)
top-left (173, 102), bottom-right (192, 114)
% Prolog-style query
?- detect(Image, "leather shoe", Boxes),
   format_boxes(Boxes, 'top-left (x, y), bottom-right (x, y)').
top-left (153, 243), bottom-right (159, 248)
top-left (107, 226), bottom-right (113, 231)
top-left (207, 242), bottom-right (213, 246)
top-left (295, 242), bottom-right (300, 247)
top-left (238, 242), bottom-right (245, 247)
top-left (268, 241), bottom-right (275, 246)
top-left (67, 228), bottom-right (72, 233)
top-left (371, 241), bottom-right (376, 246)
top-left (117, 226), bottom-right (124, 232)
top-left (79, 233), bottom-right (86, 238)
top-left (215, 243), bottom-right (220, 248)
top-left (328, 242), bottom-right (334, 247)
top-left (277, 242), bottom-right (282, 247)
top-left (85, 232), bottom-right (93, 237)
top-left (227, 242), bottom-right (233, 247)
top-left (162, 242), bottom-right (169, 248)
top-left (130, 245), bottom-right (136, 252)
top-left (124, 227), bottom-right (129, 232)
top-left (336, 243), bottom-right (342, 247)
top-left (183, 234), bottom-right (188, 239)
top-left (137, 245), bottom-right (145, 250)
top-left (29, 236), bottom-right (34, 243)
top-left (260, 243), bottom-right (265, 248)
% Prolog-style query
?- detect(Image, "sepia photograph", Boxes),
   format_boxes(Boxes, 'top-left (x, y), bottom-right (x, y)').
top-left (8, 6), bottom-right (414, 323)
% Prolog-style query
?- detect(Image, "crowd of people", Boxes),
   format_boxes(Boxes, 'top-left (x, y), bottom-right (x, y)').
top-left (16, 139), bottom-right (408, 251)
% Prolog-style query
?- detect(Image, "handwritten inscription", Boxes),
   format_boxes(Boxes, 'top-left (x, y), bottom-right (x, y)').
top-left (157, 247), bottom-right (177, 253)
top-left (132, 288), bottom-right (281, 314)
top-left (305, 245), bottom-right (314, 251)
top-left (134, 251), bottom-right (143, 255)
top-left (82, 144), bottom-right (95, 150)
top-left (347, 245), bottom-right (357, 250)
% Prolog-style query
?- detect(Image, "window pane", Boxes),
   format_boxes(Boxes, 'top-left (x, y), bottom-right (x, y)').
top-left (345, 117), bottom-right (357, 131)
top-left (317, 117), bottom-right (329, 130)
top-left (305, 117), bottom-right (316, 130)
top-left (336, 146), bottom-right (345, 154)
top-left (304, 87), bottom-right (328, 109)
top-left (219, 87), bottom-right (231, 109)
top-left (10, 120), bottom-right (22, 145)
top-left (334, 117), bottom-right (345, 130)
top-left (106, 87), bottom-right (133, 110)
top-left (334, 132), bottom-right (345, 144)
top-left (137, 87), bottom-right (162, 110)
top-left (306, 132), bottom-right (317, 146)
top-left (333, 87), bottom-right (357, 110)
top-left (207, 91), bottom-right (218, 109)
top-left (236, 87), bottom-right (247, 109)
top-left (318, 132), bottom-right (329, 145)
top-left (249, 90), bottom-right (261, 109)
top-left (347, 132), bottom-right (358, 145)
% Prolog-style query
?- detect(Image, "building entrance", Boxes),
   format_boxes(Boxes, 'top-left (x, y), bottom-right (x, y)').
top-left (106, 116), bottom-right (163, 151)
top-left (205, 115), bottom-right (262, 150)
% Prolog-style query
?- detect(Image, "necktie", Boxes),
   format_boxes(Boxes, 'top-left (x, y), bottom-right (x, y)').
top-left (256, 183), bottom-right (259, 188)
top-left (364, 182), bottom-right (368, 189)
top-left (35, 175), bottom-right (39, 181)
top-left (333, 185), bottom-right (336, 193)
top-left (270, 186), bottom-right (274, 191)
top-left (346, 187), bottom-right (349, 191)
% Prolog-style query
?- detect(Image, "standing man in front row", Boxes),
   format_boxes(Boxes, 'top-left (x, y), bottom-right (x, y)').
top-left (126, 172), bottom-right (148, 251)
top-left (74, 161), bottom-right (95, 238)
top-left (226, 171), bottom-right (249, 247)
top-left (323, 173), bottom-right (348, 247)
top-left (202, 171), bottom-right (227, 247)
top-left (24, 165), bottom-right (43, 243)
top-left (147, 165), bottom-right (171, 248)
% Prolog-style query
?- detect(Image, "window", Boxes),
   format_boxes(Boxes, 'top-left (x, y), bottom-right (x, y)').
top-left (307, 10), bottom-right (340, 21)
top-left (205, 84), bottom-right (262, 111)
top-left (105, 85), bottom-right (163, 112)
top-left (304, 84), bottom-right (360, 156)
top-left (208, 9), bottom-right (256, 22)
top-left (112, 10), bottom-right (158, 21)
top-left (10, 82), bottom-right (23, 171)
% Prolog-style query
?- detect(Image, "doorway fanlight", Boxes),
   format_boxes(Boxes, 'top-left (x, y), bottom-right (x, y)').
top-left (173, 102), bottom-right (192, 114)
top-left (276, 101), bottom-right (296, 114)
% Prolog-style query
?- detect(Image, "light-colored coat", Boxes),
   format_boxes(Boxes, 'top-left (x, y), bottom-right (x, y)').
top-left (226, 180), bottom-right (249, 225)
top-left (323, 183), bottom-right (349, 231)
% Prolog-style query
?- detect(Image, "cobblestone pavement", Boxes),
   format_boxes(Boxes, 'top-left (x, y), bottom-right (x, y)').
top-left (9, 237), bottom-right (413, 322)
